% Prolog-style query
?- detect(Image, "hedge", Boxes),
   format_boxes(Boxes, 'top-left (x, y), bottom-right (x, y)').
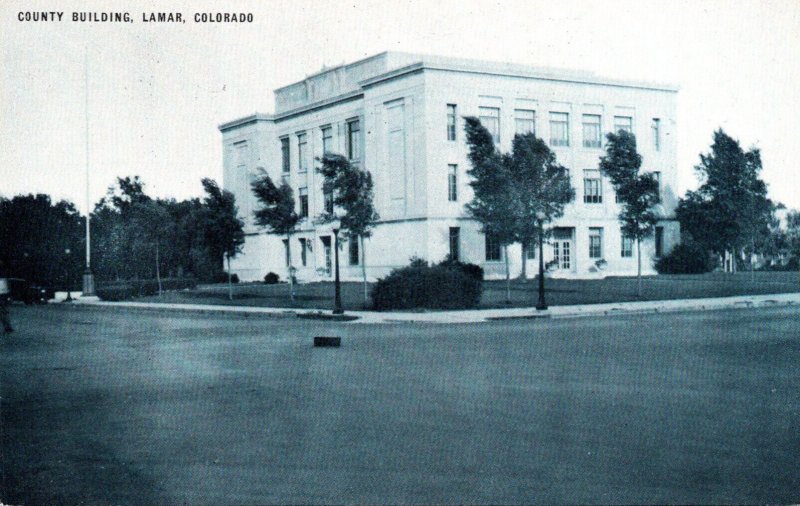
top-left (96, 277), bottom-right (197, 301)
top-left (655, 241), bottom-right (715, 274)
top-left (371, 264), bottom-right (482, 310)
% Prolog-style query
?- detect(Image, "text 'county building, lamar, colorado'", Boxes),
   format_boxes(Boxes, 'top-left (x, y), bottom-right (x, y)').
top-left (220, 51), bottom-right (679, 282)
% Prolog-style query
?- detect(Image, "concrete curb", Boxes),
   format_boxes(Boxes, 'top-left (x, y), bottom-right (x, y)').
top-left (60, 292), bottom-right (800, 324)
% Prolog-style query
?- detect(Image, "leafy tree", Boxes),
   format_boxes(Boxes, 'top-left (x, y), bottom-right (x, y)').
top-left (251, 170), bottom-right (301, 301)
top-left (676, 130), bottom-right (775, 273)
top-left (599, 130), bottom-right (660, 296)
top-left (199, 178), bottom-right (245, 300)
top-left (129, 199), bottom-right (173, 295)
top-left (0, 194), bottom-right (84, 287)
top-left (317, 154), bottom-right (379, 306)
top-left (463, 117), bottom-right (574, 302)
top-left (786, 210), bottom-right (800, 270)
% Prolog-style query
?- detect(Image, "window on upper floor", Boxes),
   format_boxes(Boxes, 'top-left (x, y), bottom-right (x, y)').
top-left (447, 104), bottom-right (457, 141)
top-left (321, 126), bottom-right (333, 154)
top-left (448, 164), bottom-right (458, 202)
top-left (584, 169), bottom-right (602, 204)
top-left (298, 187), bottom-right (308, 218)
top-left (515, 109), bottom-right (535, 135)
top-left (479, 107), bottom-right (500, 144)
top-left (582, 114), bottom-right (602, 148)
top-left (280, 137), bottom-right (290, 173)
top-left (652, 171), bottom-right (662, 203)
top-left (485, 233), bottom-right (502, 262)
top-left (589, 227), bottom-right (604, 259)
top-left (323, 190), bottom-right (334, 215)
top-left (549, 112), bottom-right (569, 147)
top-left (614, 115), bottom-right (633, 135)
top-left (651, 118), bottom-right (661, 151)
top-left (297, 132), bottom-right (308, 172)
top-left (347, 118), bottom-right (361, 161)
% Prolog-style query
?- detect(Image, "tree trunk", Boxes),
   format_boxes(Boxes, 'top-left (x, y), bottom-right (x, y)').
top-left (286, 234), bottom-right (295, 302)
top-left (520, 241), bottom-right (528, 281)
top-left (227, 254), bottom-right (233, 301)
top-left (360, 235), bottom-right (368, 309)
top-left (155, 242), bottom-right (162, 297)
top-left (637, 237), bottom-right (642, 298)
top-left (504, 245), bottom-right (511, 304)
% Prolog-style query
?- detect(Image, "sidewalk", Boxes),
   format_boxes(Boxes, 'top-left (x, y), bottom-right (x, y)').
top-left (69, 292), bottom-right (800, 324)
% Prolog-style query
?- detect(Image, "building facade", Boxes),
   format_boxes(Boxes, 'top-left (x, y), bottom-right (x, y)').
top-left (220, 52), bottom-right (679, 282)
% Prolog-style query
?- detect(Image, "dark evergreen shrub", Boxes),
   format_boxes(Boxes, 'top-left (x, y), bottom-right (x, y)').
top-left (230, 273), bottom-right (240, 283)
top-left (655, 241), bottom-right (715, 274)
top-left (371, 263), bottom-right (482, 310)
top-left (264, 272), bottom-right (280, 284)
top-left (437, 255), bottom-right (484, 281)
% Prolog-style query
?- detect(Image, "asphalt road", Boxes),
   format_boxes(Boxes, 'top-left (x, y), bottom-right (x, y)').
top-left (1, 305), bottom-right (798, 504)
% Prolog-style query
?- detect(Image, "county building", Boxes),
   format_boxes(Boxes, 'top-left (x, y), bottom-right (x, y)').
top-left (219, 52), bottom-right (678, 282)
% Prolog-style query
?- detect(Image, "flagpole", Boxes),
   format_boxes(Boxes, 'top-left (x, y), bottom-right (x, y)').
top-left (82, 44), bottom-right (95, 296)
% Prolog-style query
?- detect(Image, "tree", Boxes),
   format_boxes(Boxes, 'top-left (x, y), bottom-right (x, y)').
top-left (316, 154), bottom-right (380, 307)
top-left (128, 200), bottom-right (172, 295)
top-left (599, 130), bottom-right (660, 297)
top-left (463, 117), bottom-right (574, 302)
top-left (785, 210), bottom-right (800, 271)
top-left (251, 170), bottom-right (301, 301)
top-left (200, 178), bottom-right (245, 300)
top-left (676, 130), bottom-right (775, 273)
top-left (0, 194), bottom-right (84, 287)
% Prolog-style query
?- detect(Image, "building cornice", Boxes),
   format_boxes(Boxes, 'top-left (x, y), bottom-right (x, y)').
top-left (218, 113), bottom-right (274, 132)
top-left (271, 90), bottom-right (364, 122)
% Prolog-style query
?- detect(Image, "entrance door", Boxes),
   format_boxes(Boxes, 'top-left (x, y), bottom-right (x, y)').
top-left (552, 227), bottom-right (574, 271)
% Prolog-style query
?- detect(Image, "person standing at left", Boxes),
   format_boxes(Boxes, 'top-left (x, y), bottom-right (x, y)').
top-left (0, 277), bottom-right (13, 334)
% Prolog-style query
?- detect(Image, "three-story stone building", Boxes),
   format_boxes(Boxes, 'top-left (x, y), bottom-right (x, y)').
top-left (220, 52), bottom-right (679, 281)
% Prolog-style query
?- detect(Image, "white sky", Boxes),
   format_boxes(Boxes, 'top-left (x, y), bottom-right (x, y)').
top-left (2, 0), bottom-right (799, 213)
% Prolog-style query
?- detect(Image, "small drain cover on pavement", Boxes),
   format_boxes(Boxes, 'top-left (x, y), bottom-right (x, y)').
top-left (313, 336), bottom-right (341, 347)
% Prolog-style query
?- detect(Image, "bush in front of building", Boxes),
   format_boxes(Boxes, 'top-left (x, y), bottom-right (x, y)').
top-left (96, 277), bottom-right (198, 301)
top-left (264, 272), bottom-right (280, 284)
top-left (371, 262), bottom-right (482, 310)
top-left (655, 241), bottom-right (715, 274)
top-left (437, 255), bottom-right (484, 281)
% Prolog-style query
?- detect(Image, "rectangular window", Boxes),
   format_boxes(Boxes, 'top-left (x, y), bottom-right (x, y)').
top-left (323, 190), bottom-right (334, 215)
top-left (321, 236), bottom-right (332, 275)
top-left (297, 132), bottom-right (308, 172)
top-left (549, 112), bottom-right (569, 146)
top-left (282, 238), bottom-right (290, 267)
top-left (583, 170), bottom-right (602, 204)
top-left (349, 236), bottom-right (360, 266)
top-left (652, 171), bottom-right (661, 203)
top-left (299, 238), bottom-right (308, 266)
top-left (582, 114), bottom-right (602, 148)
top-left (655, 226), bottom-right (664, 258)
top-left (447, 104), bottom-right (457, 141)
top-left (479, 107), bottom-right (500, 144)
top-left (485, 234), bottom-right (502, 262)
top-left (515, 109), bottom-right (535, 135)
top-left (526, 238), bottom-right (537, 259)
top-left (651, 118), bottom-right (661, 151)
top-left (448, 164), bottom-right (458, 202)
top-left (280, 137), bottom-right (290, 173)
top-left (299, 187), bottom-right (308, 218)
top-left (449, 227), bottom-right (461, 261)
top-left (321, 126), bottom-right (333, 154)
top-left (614, 115), bottom-right (633, 134)
top-left (589, 228), bottom-right (603, 259)
top-left (347, 118), bottom-right (361, 161)
top-left (621, 234), bottom-right (633, 258)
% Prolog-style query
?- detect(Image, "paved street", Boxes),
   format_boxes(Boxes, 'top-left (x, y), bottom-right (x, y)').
top-left (2, 305), bottom-right (799, 504)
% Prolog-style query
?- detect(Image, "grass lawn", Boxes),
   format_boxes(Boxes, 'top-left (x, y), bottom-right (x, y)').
top-left (133, 271), bottom-right (800, 311)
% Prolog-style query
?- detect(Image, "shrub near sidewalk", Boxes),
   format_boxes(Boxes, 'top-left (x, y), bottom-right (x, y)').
top-left (371, 262), bottom-right (482, 310)
top-left (96, 278), bottom-right (197, 301)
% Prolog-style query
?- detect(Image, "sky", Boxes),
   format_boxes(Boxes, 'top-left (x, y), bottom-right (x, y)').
top-left (2, 0), bottom-right (799, 214)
